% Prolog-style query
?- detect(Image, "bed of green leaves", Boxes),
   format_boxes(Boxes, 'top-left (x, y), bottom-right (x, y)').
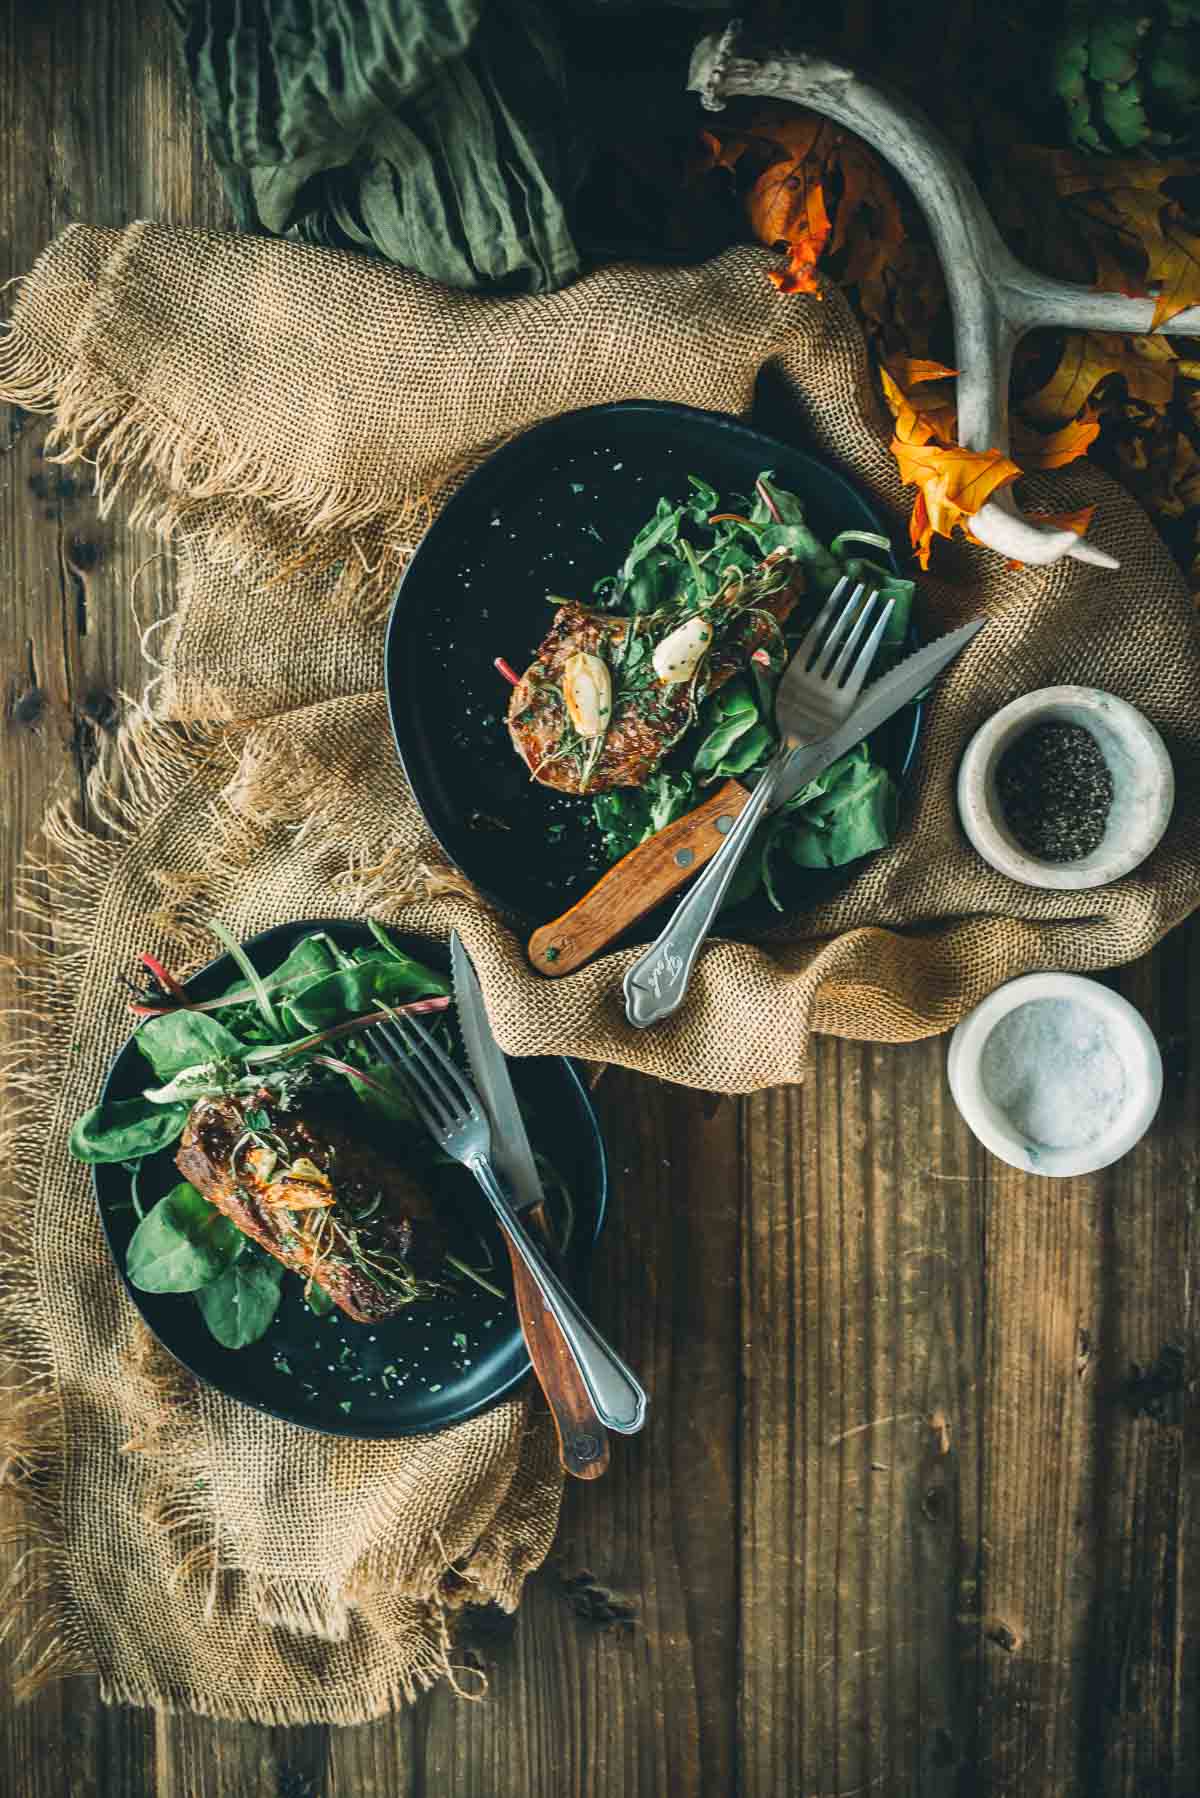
top-left (69, 924), bottom-right (453, 1350)
top-left (590, 473), bottom-right (916, 909)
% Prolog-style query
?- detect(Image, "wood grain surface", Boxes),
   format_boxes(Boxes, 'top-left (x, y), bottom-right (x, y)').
top-left (1, 4), bottom-right (1196, 1794)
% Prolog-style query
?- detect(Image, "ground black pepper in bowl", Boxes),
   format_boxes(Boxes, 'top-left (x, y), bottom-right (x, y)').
top-left (995, 721), bottom-right (1114, 862)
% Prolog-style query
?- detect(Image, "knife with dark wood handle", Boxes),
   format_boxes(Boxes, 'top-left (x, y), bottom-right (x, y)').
top-left (528, 778), bottom-right (752, 977)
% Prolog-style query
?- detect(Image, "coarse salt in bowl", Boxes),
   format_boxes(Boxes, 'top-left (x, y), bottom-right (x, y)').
top-left (947, 972), bottom-right (1163, 1177)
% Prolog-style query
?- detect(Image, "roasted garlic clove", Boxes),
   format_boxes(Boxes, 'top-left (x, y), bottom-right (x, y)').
top-left (653, 614), bottom-right (713, 683)
top-left (562, 651), bottom-right (611, 737)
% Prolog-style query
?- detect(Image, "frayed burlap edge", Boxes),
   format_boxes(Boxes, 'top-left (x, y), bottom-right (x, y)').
top-left (0, 716), bottom-right (222, 1701)
top-left (0, 712), bottom-right (493, 1718)
top-left (0, 303), bottom-right (448, 621)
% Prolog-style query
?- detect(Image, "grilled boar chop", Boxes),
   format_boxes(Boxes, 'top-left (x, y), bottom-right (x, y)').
top-left (507, 552), bottom-right (804, 794)
top-left (176, 1092), bottom-right (448, 1324)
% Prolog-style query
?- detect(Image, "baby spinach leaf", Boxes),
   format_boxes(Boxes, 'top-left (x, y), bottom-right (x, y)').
top-left (592, 789), bottom-right (648, 861)
top-left (691, 681), bottom-right (759, 776)
top-left (281, 954), bottom-right (450, 1034)
top-left (69, 1097), bottom-right (191, 1164)
top-left (142, 1064), bottom-right (235, 1105)
top-left (366, 918), bottom-right (411, 961)
top-left (784, 763), bottom-right (898, 868)
top-left (710, 721), bottom-right (773, 779)
top-left (196, 1252), bottom-right (284, 1348)
top-left (126, 1183), bottom-right (244, 1293)
top-left (135, 1010), bottom-right (242, 1081)
top-left (207, 919), bottom-right (281, 1036)
top-left (821, 764), bottom-right (898, 863)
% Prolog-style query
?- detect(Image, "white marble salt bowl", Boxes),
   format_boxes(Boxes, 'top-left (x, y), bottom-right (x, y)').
top-left (947, 972), bottom-right (1163, 1177)
top-left (957, 686), bottom-right (1174, 890)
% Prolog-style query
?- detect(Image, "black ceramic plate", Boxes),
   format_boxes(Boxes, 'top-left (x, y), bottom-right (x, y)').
top-left (386, 400), bottom-right (920, 936)
top-left (92, 921), bottom-right (606, 1438)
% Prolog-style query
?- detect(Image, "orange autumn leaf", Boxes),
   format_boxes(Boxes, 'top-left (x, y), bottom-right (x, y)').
top-left (695, 128), bottom-right (747, 175)
top-left (882, 359), bottom-right (958, 440)
top-left (1008, 148), bottom-right (1200, 325)
top-left (1011, 409), bottom-right (1101, 470)
top-left (889, 357), bottom-right (958, 386)
top-left (747, 140), bottom-right (833, 297)
top-left (885, 369), bottom-right (1020, 569)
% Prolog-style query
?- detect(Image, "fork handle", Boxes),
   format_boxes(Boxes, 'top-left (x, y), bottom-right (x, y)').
top-left (470, 1157), bottom-right (647, 1435)
top-left (623, 745), bottom-right (790, 1029)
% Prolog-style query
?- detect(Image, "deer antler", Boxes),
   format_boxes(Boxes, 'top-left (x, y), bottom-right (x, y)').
top-left (689, 23), bottom-right (1200, 573)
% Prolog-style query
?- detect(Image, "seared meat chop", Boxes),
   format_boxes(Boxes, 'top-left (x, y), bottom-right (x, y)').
top-left (507, 556), bottom-right (804, 794)
top-left (176, 1092), bottom-right (448, 1323)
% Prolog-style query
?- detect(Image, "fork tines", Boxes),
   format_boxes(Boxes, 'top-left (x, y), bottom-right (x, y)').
top-left (796, 576), bottom-right (893, 690)
top-left (365, 1011), bottom-right (479, 1138)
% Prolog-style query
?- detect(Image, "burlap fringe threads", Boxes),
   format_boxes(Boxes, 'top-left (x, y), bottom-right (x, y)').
top-left (0, 314), bottom-right (438, 620)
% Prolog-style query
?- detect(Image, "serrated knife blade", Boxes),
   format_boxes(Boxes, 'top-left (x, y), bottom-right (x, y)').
top-left (451, 930), bottom-right (544, 1216)
top-left (773, 616), bottom-right (986, 806)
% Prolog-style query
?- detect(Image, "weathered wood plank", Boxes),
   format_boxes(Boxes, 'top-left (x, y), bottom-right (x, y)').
top-left (415, 1073), bottom-right (741, 1796)
top-left (0, 2), bottom-right (226, 1792)
top-left (153, 1714), bottom-right (338, 1798)
top-left (739, 1032), bottom-right (984, 1797)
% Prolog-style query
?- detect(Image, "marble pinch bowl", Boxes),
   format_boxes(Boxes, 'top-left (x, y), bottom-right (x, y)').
top-left (956, 686), bottom-right (1174, 891)
top-left (947, 972), bottom-right (1163, 1178)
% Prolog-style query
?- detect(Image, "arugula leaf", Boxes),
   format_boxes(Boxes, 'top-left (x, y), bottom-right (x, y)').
top-left (280, 954), bottom-right (450, 1034)
top-left (135, 1010), bottom-right (242, 1081)
top-left (126, 1183), bottom-right (244, 1293)
top-left (196, 1253), bottom-right (284, 1347)
top-left (305, 1283), bottom-right (335, 1317)
top-left (69, 1097), bottom-right (191, 1164)
top-left (592, 770), bottom-right (694, 861)
top-left (684, 475), bottom-right (720, 523)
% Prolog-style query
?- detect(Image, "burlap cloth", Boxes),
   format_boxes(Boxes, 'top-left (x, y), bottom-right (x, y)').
top-left (1, 221), bottom-right (1197, 1723)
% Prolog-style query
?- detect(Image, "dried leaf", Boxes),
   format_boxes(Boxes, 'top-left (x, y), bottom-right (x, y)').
top-left (746, 129), bottom-right (834, 297)
top-left (886, 369), bottom-right (1020, 569)
top-left (890, 358), bottom-right (958, 386)
top-left (1011, 409), bottom-right (1101, 470)
top-left (1150, 213), bottom-right (1200, 330)
top-left (1006, 147), bottom-right (1200, 323)
top-left (1023, 331), bottom-right (1178, 423)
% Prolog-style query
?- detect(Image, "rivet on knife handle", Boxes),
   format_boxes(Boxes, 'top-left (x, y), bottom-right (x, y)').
top-left (528, 778), bottom-right (750, 976)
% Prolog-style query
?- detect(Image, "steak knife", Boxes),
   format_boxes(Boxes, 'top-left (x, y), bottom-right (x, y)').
top-left (530, 619), bottom-right (986, 980)
top-left (451, 932), bottom-right (646, 1477)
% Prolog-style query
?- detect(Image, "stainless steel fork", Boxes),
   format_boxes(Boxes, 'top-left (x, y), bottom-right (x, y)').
top-left (623, 576), bottom-right (893, 1028)
top-left (363, 1012), bottom-right (647, 1433)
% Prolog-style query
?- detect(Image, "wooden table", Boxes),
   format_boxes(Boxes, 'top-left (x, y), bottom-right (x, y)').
top-left (2, 5), bottom-right (1196, 1794)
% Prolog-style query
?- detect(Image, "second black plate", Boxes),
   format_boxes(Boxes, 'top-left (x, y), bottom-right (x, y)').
top-left (91, 921), bottom-right (607, 1437)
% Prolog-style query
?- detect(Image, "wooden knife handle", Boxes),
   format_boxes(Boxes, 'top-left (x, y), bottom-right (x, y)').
top-left (510, 1203), bottom-right (610, 1480)
top-left (528, 778), bottom-right (751, 977)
